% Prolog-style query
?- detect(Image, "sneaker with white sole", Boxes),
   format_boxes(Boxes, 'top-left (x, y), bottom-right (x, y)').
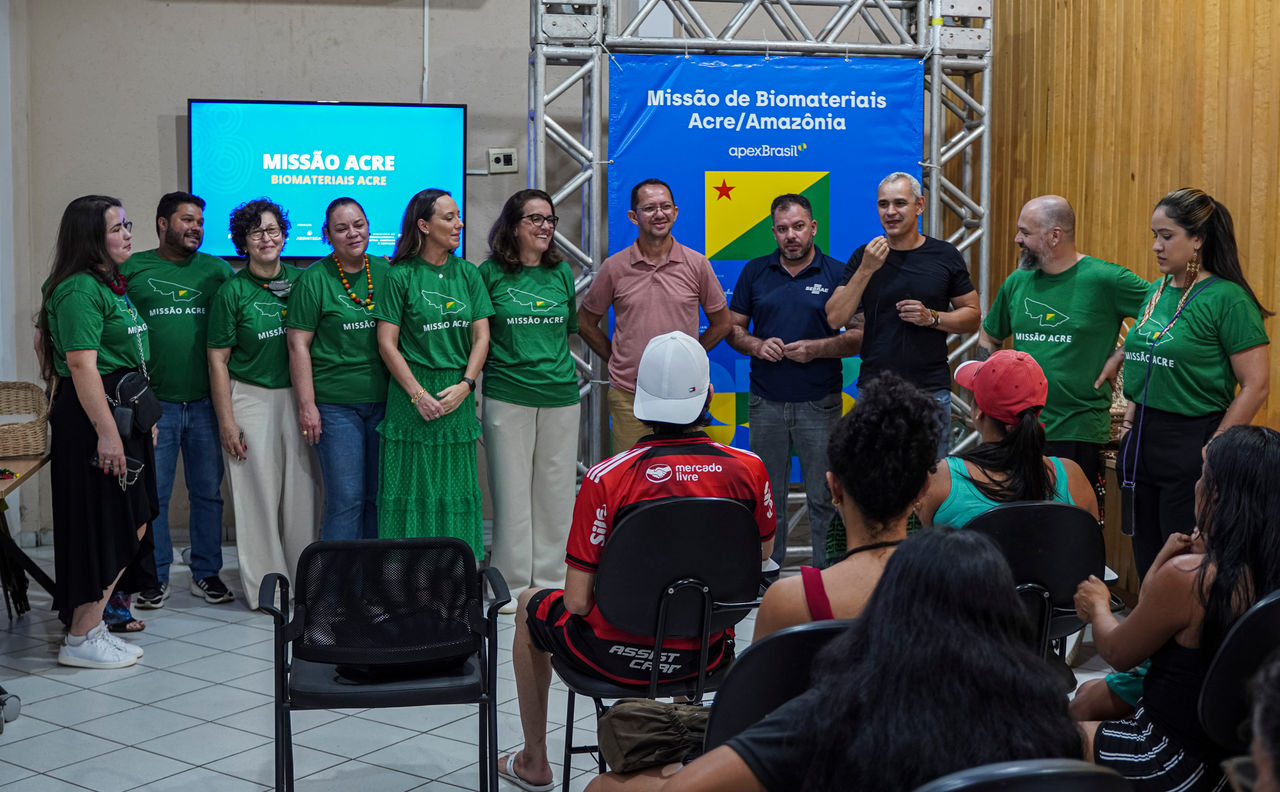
top-left (58, 629), bottom-right (138, 669)
top-left (135, 583), bottom-right (169, 610)
top-left (94, 622), bottom-right (143, 659)
top-left (190, 576), bottom-right (234, 604)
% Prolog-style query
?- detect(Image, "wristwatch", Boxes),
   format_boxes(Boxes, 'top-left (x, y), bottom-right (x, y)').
top-left (461, 376), bottom-right (477, 392)
top-left (929, 309), bottom-right (940, 327)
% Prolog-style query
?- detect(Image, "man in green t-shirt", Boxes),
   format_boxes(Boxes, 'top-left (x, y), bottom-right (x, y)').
top-left (122, 192), bottom-right (235, 608)
top-left (979, 195), bottom-right (1150, 501)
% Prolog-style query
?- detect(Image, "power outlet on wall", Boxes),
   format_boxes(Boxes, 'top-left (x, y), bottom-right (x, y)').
top-left (488, 147), bottom-right (518, 174)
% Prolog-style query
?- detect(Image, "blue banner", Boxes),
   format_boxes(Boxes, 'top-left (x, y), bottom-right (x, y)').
top-left (607, 54), bottom-right (924, 451)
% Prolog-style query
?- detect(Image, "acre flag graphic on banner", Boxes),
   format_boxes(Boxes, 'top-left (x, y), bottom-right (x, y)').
top-left (608, 54), bottom-right (924, 451)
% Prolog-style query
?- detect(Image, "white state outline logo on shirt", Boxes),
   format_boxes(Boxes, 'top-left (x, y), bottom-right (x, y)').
top-left (507, 287), bottom-right (560, 313)
top-left (420, 290), bottom-right (467, 315)
top-left (253, 302), bottom-right (285, 322)
top-left (1135, 322), bottom-right (1175, 348)
top-left (148, 278), bottom-right (202, 303)
top-left (1023, 298), bottom-right (1070, 328)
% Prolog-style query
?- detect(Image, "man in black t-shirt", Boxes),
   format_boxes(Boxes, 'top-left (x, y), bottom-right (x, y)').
top-left (824, 172), bottom-right (979, 456)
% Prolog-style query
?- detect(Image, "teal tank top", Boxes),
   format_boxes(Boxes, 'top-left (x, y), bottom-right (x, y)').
top-left (932, 456), bottom-right (1074, 529)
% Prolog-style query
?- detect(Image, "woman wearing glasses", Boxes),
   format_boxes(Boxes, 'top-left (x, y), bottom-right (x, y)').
top-left (479, 190), bottom-right (581, 609)
top-left (208, 198), bottom-right (319, 610)
top-left (374, 189), bottom-right (492, 557)
top-left (38, 195), bottom-right (156, 668)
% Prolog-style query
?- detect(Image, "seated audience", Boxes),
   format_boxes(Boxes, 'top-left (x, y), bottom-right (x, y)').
top-left (499, 331), bottom-right (775, 791)
top-left (588, 529), bottom-right (1085, 791)
top-left (916, 349), bottom-right (1097, 528)
top-left (753, 372), bottom-right (939, 639)
top-left (1075, 425), bottom-right (1280, 791)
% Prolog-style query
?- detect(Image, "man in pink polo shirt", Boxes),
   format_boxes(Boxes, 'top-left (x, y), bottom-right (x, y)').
top-left (578, 178), bottom-right (732, 451)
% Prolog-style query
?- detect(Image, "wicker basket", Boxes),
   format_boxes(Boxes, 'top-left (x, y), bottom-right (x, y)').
top-left (0, 381), bottom-right (50, 458)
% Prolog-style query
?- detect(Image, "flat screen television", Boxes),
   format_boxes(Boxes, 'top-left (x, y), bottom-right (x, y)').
top-left (189, 99), bottom-right (467, 261)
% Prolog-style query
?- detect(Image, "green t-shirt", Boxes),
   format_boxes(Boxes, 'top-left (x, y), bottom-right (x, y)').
top-left (121, 249), bottom-right (232, 402)
top-left (206, 264), bottom-right (304, 389)
top-left (285, 254), bottom-right (391, 404)
top-left (371, 255), bottom-right (494, 372)
top-left (983, 256), bottom-right (1150, 443)
top-left (1122, 276), bottom-right (1269, 416)
top-left (479, 258), bottom-right (580, 407)
top-left (46, 272), bottom-right (150, 377)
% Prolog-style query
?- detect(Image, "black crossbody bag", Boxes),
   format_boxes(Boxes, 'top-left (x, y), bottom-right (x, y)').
top-left (103, 319), bottom-right (161, 438)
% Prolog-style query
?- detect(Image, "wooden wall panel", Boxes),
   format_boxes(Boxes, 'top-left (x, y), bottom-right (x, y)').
top-left (990, 0), bottom-right (1278, 429)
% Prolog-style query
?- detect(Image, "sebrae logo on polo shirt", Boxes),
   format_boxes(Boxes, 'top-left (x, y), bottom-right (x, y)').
top-left (645, 464), bottom-right (673, 483)
top-left (148, 278), bottom-right (201, 303)
top-left (508, 288), bottom-right (560, 314)
top-left (1023, 298), bottom-right (1070, 328)
top-left (803, 283), bottom-right (830, 296)
top-left (1136, 323), bottom-right (1175, 348)
top-left (420, 290), bottom-right (466, 315)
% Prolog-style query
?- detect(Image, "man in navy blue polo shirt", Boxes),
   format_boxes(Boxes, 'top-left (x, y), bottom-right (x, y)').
top-left (728, 194), bottom-right (861, 567)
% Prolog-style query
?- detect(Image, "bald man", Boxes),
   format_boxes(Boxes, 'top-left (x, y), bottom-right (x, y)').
top-left (978, 196), bottom-right (1149, 499)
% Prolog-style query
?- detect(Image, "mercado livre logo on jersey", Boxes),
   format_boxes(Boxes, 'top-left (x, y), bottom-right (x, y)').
top-left (645, 464), bottom-right (673, 483)
top-left (1023, 298), bottom-right (1070, 328)
top-left (420, 290), bottom-right (466, 315)
top-left (508, 288), bottom-right (560, 314)
top-left (148, 278), bottom-right (201, 303)
top-left (704, 171), bottom-right (830, 261)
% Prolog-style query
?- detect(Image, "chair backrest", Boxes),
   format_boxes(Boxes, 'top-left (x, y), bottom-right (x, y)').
top-left (966, 502), bottom-right (1104, 609)
top-left (1199, 587), bottom-right (1280, 753)
top-left (703, 619), bottom-right (851, 751)
top-left (593, 497), bottom-right (762, 638)
top-left (288, 538), bottom-right (483, 666)
top-left (910, 758), bottom-right (1132, 791)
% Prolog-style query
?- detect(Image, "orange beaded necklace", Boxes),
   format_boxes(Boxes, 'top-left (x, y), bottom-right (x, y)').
top-left (336, 254), bottom-right (375, 311)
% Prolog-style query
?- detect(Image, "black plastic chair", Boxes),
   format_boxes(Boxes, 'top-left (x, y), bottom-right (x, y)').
top-left (911, 758), bottom-right (1132, 791)
top-left (703, 618), bottom-right (850, 751)
top-left (552, 496), bottom-right (764, 789)
top-left (259, 538), bottom-right (509, 792)
top-left (967, 501), bottom-right (1104, 690)
top-left (1199, 588), bottom-right (1280, 753)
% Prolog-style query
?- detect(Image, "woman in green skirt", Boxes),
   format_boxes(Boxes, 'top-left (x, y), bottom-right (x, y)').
top-left (373, 189), bottom-right (492, 556)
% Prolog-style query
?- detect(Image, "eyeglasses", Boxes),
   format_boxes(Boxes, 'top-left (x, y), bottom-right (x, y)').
top-left (522, 213), bottom-right (559, 228)
top-left (109, 221), bottom-right (133, 234)
top-left (247, 226), bottom-right (283, 241)
top-left (637, 203), bottom-right (674, 216)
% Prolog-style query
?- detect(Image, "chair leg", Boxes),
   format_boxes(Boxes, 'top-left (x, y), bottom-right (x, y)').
top-left (283, 707), bottom-right (295, 792)
top-left (562, 691), bottom-right (576, 792)
top-left (274, 703), bottom-right (285, 792)
top-left (477, 699), bottom-right (488, 792)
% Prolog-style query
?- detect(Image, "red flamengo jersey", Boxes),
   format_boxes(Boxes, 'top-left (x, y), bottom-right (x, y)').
top-left (564, 433), bottom-right (775, 646)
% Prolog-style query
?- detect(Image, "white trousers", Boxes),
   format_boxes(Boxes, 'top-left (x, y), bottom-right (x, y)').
top-left (224, 381), bottom-right (320, 608)
top-left (481, 396), bottom-right (580, 597)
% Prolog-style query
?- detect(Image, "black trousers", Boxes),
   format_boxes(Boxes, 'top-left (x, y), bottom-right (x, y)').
top-left (1117, 405), bottom-right (1221, 581)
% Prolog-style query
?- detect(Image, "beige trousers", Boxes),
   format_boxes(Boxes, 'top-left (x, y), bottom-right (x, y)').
top-left (482, 396), bottom-right (580, 597)
top-left (606, 386), bottom-right (650, 453)
top-left (225, 381), bottom-right (320, 609)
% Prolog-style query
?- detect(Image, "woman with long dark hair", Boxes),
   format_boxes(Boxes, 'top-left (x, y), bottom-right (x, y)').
top-left (754, 372), bottom-right (938, 638)
top-left (207, 197), bottom-right (320, 609)
top-left (39, 195), bottom-right (157, 668)
top-left (286, 197), bottom-right (390, 541)
top-left (1118, 189), bottom-right (1270, 578)
top-left (587, 529), bottom-right (1083, 791)
top-left (373, 189), bottom-right (492, 555)
top-left (479, 189), bottom-right (580, 610)
top-left (1077, 425), bottom-right (1280, 791)
top-left (916, 349), bottom-right (1097, 528)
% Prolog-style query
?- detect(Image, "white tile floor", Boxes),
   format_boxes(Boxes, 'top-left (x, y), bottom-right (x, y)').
top-left (0, 545), bottom-right (1114, 791)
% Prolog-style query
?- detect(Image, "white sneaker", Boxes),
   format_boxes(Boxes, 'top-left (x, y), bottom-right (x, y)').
top-left (58, 629), bottom-right (138, 669)
top-left (94, 622), bottom-right (143, 659)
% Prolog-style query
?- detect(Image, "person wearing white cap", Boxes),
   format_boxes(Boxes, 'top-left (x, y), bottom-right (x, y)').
top-left (498, 331), bottom-right (775, 792)
top-left (915, 350), bottom-right (1097, 529)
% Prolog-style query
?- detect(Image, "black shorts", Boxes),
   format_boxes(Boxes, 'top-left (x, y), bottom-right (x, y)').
top-left (525, 589), bottom-right (734, 686)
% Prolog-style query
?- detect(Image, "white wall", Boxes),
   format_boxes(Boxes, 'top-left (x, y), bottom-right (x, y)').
top-left (6, 0), bottom-right (534, 532)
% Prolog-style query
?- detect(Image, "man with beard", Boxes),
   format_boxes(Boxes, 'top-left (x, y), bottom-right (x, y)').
top-left (825, 172), bottom-right (980, 458)
top-left (978, 194), bottom-right (1148, 498)
top-left (123, 192), bottom-right (235, 607)
top-left (727, 193), bottom-right (859, 567)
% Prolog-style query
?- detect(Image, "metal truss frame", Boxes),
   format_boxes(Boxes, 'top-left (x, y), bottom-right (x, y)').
top-left (530, 0), bottom-right (994, 470)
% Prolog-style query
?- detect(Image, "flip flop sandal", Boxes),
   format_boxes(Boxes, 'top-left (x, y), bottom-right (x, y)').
top-left (104, 594), bottom-right (145, 633)
top-left (497, 753), bottom-right (555, 792)
top-left (107, 619), bottom-right (146, 633)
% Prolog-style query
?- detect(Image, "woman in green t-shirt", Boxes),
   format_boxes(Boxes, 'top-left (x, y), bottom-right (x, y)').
top-left (373, 189), bottom-right (493, 556)
top-left (479, 190), bottom-right (580, 608)
top-left (37, 195), bottom-right (157, 669)
top-left (286, 198), bottom-right (390, 542)
top-left (207, 199), bottom-right (319, 610)
top-left (1118, 188), bottom-right (1271, 578)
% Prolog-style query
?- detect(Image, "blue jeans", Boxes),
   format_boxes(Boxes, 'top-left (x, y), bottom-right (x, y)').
top-left (748, 391), bottom-right (841, 567)
top-left (934, 389), bottom-right (953, 459)
top-left (315, 402), bottom-right (384, 541)
top-left (153, 398), bottom-right (225, 584)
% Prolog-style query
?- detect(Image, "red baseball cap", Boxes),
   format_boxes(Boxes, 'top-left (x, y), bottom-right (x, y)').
top-left (954, 350), bottom-right (1048, 427)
